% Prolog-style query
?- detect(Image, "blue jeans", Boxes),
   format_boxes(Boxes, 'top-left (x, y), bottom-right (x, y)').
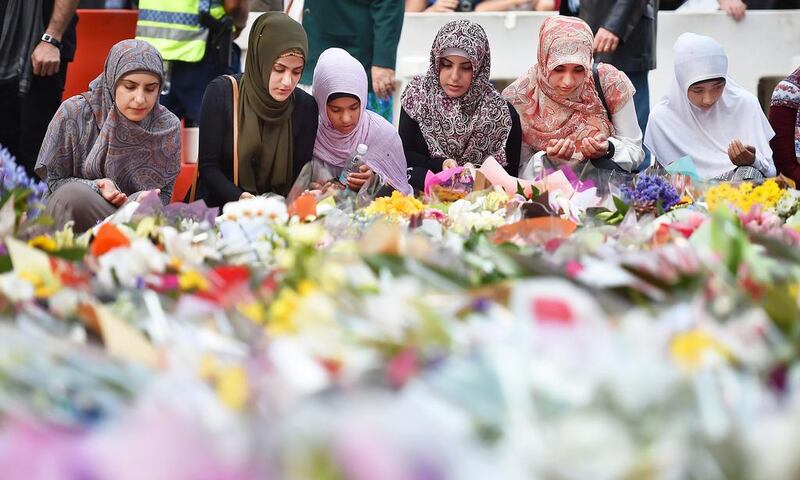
top-left (624, 70), bottom-right (651, 171)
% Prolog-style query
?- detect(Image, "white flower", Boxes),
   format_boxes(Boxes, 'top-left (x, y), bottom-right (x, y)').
top-left (220, 196), bottom-right (288, 223)
top-left (448, 199), bottom-right (507, 235)
top-left (160, 226), bottom-right (220, 267)
top-left (96, 239), bottom-right (168, 288)
top-left (0, 273), bottom-right (34, 302)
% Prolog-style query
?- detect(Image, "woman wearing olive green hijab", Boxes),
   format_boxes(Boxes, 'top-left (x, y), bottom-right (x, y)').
top-left (197, 12), bottom-right (319, 207)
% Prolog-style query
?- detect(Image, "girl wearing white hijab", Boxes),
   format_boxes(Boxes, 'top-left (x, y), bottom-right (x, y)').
top-left (645, 33), bottom-right (775, 181)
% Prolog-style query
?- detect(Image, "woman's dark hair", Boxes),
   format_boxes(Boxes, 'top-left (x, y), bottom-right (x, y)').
top-left (689, 77), bottom-right (726, 88)
top-left (326, 92), bottom-right (360, 104)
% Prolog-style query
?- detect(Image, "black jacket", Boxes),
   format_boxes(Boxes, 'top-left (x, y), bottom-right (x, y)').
top-left (562, 0), bottom-right (658, 72)
top-left (197, 75), bottom-right (319, 208)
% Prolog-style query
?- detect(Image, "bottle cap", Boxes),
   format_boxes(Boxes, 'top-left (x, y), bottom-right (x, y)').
top-left (356, 144), bottom-right (368, 155)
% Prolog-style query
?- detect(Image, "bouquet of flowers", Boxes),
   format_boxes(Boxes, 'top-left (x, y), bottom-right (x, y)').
top-left (621, 175), bottom-right (681, 215)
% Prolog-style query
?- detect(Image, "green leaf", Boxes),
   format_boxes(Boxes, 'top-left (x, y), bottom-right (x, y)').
top-left (49, 247), bottom-right (88, 262)
top-left (0, 255), bottom-right (11, 274)
top-left (516, 181), bottom-right (526, 197)
top-left (612, 195), bottom-right (630, 216)
top-left (761, 284), bottom-right (800, 334)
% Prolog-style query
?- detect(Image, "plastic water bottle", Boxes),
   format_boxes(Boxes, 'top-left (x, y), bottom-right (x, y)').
top-left (339, 144), bottom-right (368, 186)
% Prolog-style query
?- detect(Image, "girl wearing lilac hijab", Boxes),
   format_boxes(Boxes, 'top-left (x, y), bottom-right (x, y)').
top-left (307, 48), bottom-right (411, 196)
top-left (36, 39), bottom-right (181, 232)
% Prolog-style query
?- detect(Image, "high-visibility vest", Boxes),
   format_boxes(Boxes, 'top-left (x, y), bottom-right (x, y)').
top-left (136, 0), bottom-right (226, 63)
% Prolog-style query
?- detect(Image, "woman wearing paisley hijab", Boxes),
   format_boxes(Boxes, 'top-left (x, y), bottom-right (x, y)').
top-left (399, 19), bottom-right (521, 192)
top-left (36, 39), bottom-right (181, 232)
top-left (503, 16), bottom-right (643, 177)
top-left (196, 12), bottom-right (318, 208)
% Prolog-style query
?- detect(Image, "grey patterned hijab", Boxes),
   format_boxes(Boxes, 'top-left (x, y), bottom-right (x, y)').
top-left (36, 39), bottom-right (181, 204)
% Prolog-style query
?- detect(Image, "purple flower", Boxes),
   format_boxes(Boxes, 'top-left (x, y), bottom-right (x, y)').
top-left (621, 175), bottom-right (680, 211)
top-left (0, 146), bottom-right (47, 217)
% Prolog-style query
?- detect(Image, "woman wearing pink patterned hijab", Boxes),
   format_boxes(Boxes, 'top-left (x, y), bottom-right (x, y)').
top-left (311, 48), bottom-right (411, 195)
top-left (503, 16), bottom-right (643, 175)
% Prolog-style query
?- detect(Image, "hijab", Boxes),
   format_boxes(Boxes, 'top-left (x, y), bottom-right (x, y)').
top-left (502, 16), bottom-right (634, 154)
top-left (35, 39), bottom-right (181, 204)
top-left (770, 66), bottom-right (800, 163)
top-left (645, 33), bottom-right (775, 180)
top-left (237, 12), bottom-right (308, 195)
top-left (401, 20), bottom-right (512, 167)
top-left (312, 48), bottom-right (411, 195)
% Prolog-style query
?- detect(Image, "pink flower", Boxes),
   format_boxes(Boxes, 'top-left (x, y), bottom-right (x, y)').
top-left (386, 349), bottom-right (420, 388)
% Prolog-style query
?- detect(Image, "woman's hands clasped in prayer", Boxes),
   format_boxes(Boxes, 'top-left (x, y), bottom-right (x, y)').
top-left (728, 139), bottom-right (756, 167)
top-left (545, 134), bottom-right (610, 162)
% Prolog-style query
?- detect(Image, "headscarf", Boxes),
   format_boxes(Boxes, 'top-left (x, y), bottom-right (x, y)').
top-left (502, 16), bottom-right (634, 154)
top-left (237, 12), bottom-right (308, 195)
top-left (312, 48), bottom-right (411, 195)
top-left (35, 39), bottom-right (181, 205)
top-left (770, 66), bottom-right (800, 163)
top-left (401, 20), bottom-right (512, 167)
top-left (644, 33), bottom-right (775, 180)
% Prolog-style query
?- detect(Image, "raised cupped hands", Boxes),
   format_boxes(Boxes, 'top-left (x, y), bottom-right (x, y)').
top-left (545, 138), bottom-right (576, 162)
top-left (578, 134), bottom-right (610, 160)
top-left (727, 139), bottom-right (756, 166)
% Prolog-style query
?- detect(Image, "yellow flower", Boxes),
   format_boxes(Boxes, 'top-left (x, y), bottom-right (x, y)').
top-left (670, 330), bottom-right (732, 370)
top-left (18, 271), bottom-right (60, 298)
top-left (216, 365), bottom-right (248, 410)
top-left (167, 256), bottom-right (182, 272)
top-left (705, 180), bottom-right (784, 212)
top-left (296, 279), bottom-right (316, 296)
top-left (178, 269), bottom-right (209, 291)
top-left (238, 301), bottom-right (268, 324)
top-left (267, 288), bottom-right (300, 335)
top-left (364, 191), bottom-right (425, 219)
top-left (28, 235), bottom-right (57, 252)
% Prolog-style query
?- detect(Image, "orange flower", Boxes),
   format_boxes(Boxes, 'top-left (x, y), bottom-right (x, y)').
top-left (90, 223), bottom-right (130, 257)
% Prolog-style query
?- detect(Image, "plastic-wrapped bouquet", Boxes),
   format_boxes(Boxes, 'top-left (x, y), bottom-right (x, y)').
top-left (621, 175), bottom-right (680, 215)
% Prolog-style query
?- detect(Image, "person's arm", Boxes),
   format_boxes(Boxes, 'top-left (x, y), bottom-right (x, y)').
top-left (503, 102), bottom-right (522, 176)
top-left (607, 98), bottom-right (645, 172)
top-left (749, 141), bottom-right (776, 178)
top-left (36, 100), bottom-right (102, 195)
top-left (405, 0), bottom-right (429, 11)
top-left (718, 0), bottom-right (746, 21)
top-left (398, 108), bottom-right (445, 172)
top-left (475, 0), bottom-right (535, 11)
top-left (592, 0), bottom-right (647, 54)
top-left (769, 105), bottom-right (800, 183)
top-left (426, 0), bottom-right (459, 12)
top-left (371, 0), bottom-right (403, 70)
top-left (601, 0), bottom-right (648, 41)
top-left (223, 0), bottom-right (250, 30)
top-left (371, 0), bottom-right (404, 98)
top-left (198, 77), bottom-right (245, 204)
top-left (32, 0), bottom-right (78, 77)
